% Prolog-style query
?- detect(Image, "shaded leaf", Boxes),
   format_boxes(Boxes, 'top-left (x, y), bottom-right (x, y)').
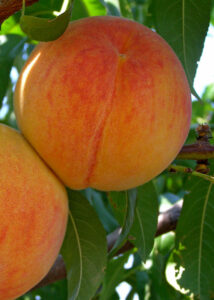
top-left (20, 1), bottom-right (73, 41)
top-left (172, 177), bottom-right (214, 298)
top-left (71, 0), bottom-right (106, 21)
top-left (130, 182), bottom-right (159, 261)
top-left (109, 189), bottom-right (137, 255)
top-left (24, 0), bottom-right (62, 16)
top-left (151, 0), bottom-right (211, 99)
top-left (61, 190), bottom-right (107, 300)
top-left (109, 190), bottom-right (127, 225)
top-left (85, 188), bottom-right (119, 233)
top-left (71, 0), bottom-right (90, 20)
top-left (18, 279), bottom-right (67, 300)
top-left (0, 35), bottom-right (25, 107)
top-left (119, 0), bottom-right (133, 19)
top-left (99, 251), bottom-right (131, 300)
top-left (101, 0), bottom-right (122, 16)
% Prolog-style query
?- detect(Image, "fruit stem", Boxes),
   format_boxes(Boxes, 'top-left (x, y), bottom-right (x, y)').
top-left (168, 164), bottom-right (214, 183)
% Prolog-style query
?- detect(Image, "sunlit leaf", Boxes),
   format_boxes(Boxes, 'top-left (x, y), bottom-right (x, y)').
top-left (171, 177), bottom-right (214, 298)
top-left (0, 13), bottom-right (23, 35)
top-left (80, 0), bottom-right (106, 16)
top-left (151, 0), bottom-right (211, 100)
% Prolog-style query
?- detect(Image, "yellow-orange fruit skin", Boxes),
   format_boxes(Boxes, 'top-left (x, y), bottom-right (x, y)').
top-left (0, 124), bottom-right (68, 300)
top-left (14, 16), bottom-right (191, 191)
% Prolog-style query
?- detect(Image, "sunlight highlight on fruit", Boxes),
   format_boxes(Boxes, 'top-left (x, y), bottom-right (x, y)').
top-left (19, 52), bottom-right (41, 115)
top-left (14, 16), bottom-right (192, 191)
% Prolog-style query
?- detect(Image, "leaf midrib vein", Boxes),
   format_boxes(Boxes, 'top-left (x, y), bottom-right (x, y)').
top-left (198, 182), bottom-right (213, 295)
top-left (69, 210), bottom-right (83, 298)
top-left (136, 208), bottom-right (145, 257)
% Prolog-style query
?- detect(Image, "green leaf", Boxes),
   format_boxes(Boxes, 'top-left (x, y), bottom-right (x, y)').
top-left (172, 177), bottom-right (214, 298)
top-left (118, 0), bottom-right (133, 18)
top-left (0, 35), bottom-right (25, 107)
top-left (85, 189), bottom-right (119, 233)
top-left (0, 13), bottom-right (23, 35)
top-left (61, 190), bottom-right (107, 300)
top-left (71, 0), bottom-right (90, 20)
top-left (202, 83), bottom-right (214, 102)
top-left (108, 190), bottom-right (127, 225)
top-left (151, 0), bottom-right (211, 99)
top-left (211, 0), bottom-right (214, 26)
top-left (70, 0), bottom-right (107, 21)
top-left (24, 0), bottom-right (62, 16)
top-left (102, 0), bottom-right (122, 16)
top-left (80, 0), bottom-right (106, 16)
top-left (18, 279), bottom-right (67, 300)
top-left (109, 189), bottom-right (137, 255)
top-left (99, 251), bottom-right (131, 300)
top-left (130, 182), bottom-right (159, 261)
top-left (20, 1), bottom-right (73, 41)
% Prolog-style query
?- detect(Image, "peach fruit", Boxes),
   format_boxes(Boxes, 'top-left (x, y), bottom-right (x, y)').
top-left (0, 124), bottom-right (68, 300)
top-left (14, 16), bottom-right (191, 191)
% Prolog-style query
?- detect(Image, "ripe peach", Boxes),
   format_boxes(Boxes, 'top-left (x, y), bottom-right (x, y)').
top-left (14, 16), bottom-right (191, 191)
top-left (0, 124), bottom-right (68, 300)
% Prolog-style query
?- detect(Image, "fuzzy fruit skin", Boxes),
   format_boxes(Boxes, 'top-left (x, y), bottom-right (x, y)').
top-left (14, 16), bottom-right (191, 191)
top-left (0, 124), bottom-right (68, 300)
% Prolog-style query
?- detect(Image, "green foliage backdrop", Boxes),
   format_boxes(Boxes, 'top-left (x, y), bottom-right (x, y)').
top-left (1, 0), bottom-right (214, 299)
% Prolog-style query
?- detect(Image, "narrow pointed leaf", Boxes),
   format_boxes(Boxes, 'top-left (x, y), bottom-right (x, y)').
top-left (109, 189), bottom-right (137, 255)
top-left (130, 181), bottom-right (159, 261)
top-left (61, 190), bottom-right (107, 300)
top-left (20, 1), bottom-right (73, 41)
top-left (173, 177), bottom-right (214, 298)
top-left (100, 251), bottom-right (131, 300)
top-left (151, 0), bottom-right (211, 99)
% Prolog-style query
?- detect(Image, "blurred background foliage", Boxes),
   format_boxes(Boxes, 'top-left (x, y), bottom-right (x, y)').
top-left (1, 0), bottom-right (214, 299)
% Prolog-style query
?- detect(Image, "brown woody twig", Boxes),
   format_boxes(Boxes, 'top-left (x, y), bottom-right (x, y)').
top-left (32, 201), bottom-right (183, 290)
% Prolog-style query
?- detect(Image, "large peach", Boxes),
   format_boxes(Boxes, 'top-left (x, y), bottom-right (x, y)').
top-left (14, 16), bottom-right (191, 191)
top-left (0, 124), bottom-right (68, 300)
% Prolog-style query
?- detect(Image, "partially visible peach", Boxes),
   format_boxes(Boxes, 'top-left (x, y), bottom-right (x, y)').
top-left (14, 16), bottom-right (191, 191)
top-left (0, 124), bottom-right (68, 300)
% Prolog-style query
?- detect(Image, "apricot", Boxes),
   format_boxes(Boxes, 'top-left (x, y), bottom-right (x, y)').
top-left (0, 124), bottom-right (68, 300)
top-left (14, 16), bottom-right (191, 191)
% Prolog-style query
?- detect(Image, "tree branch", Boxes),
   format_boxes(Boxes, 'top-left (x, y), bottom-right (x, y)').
top-left (32, 201), bottom-right (183, 291)
top-left (177, 124), bottom-right (214, 161)
top-left (178, 142), bottom-right (214, 160)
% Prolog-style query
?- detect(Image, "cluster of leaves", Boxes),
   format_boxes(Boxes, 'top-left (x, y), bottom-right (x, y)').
top-left (1, 0), bottom-right (214, 299)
